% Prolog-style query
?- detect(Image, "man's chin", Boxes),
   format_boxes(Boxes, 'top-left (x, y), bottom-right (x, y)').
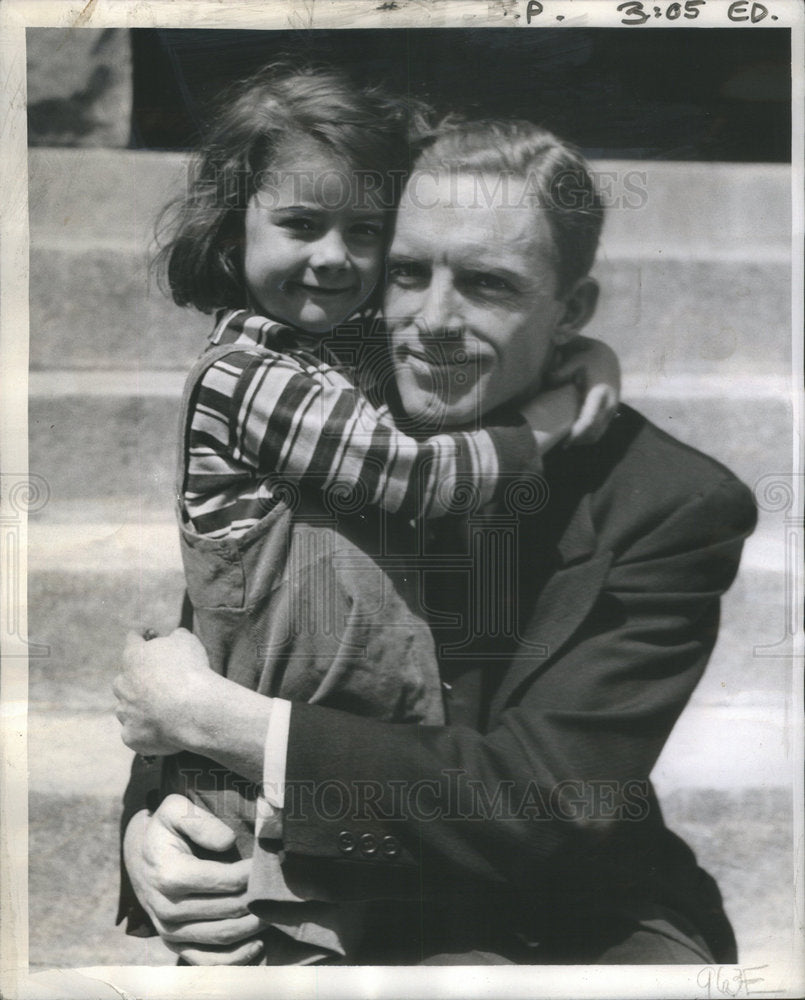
top-left (395, 373), bottom-right (485, 431)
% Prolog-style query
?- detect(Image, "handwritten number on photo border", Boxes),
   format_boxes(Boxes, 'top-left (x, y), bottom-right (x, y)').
top-left (617, 0), bottom-right (705, 24)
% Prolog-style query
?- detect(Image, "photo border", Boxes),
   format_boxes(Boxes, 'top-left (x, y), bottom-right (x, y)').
top-left (2, 2), bottom-right (803, 998)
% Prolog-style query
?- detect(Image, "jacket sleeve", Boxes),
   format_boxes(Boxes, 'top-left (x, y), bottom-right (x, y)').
top-left (115, 754), bottom-right (164, 935)
top-left (277, 476), bottom-right (757, 902)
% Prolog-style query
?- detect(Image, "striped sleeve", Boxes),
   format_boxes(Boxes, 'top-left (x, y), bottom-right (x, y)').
top-left (204, 348), bottom-right (538, 519)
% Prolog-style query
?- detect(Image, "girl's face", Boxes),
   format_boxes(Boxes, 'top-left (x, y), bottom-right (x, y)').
top-left (244, 137), bottom-right (386, 333)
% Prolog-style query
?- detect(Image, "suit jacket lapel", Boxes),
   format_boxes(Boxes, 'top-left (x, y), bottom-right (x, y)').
top-left (488, 488), bottom-right (613, 725)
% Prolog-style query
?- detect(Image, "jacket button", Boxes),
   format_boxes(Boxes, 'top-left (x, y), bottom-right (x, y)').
top-left (359, 833), bottom-right (378, 856)
top-left (381, 835), bottom-right (400, 859)
top-left (337, 830), bottom-right (356, 854)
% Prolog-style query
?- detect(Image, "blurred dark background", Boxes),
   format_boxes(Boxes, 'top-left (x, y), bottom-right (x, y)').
top-left (130, 28), bottom-right (790, 161)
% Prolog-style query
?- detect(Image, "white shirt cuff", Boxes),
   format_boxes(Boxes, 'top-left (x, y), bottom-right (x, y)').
top-left (254, 697), bottom-right (291, 839)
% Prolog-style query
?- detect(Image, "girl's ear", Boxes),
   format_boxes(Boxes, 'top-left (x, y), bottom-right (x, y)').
top-left (552, 277), bottom-right (600, 346)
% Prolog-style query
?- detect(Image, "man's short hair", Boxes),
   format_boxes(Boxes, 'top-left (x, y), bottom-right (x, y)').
top-left (413, 119), bottom-right (604, 297)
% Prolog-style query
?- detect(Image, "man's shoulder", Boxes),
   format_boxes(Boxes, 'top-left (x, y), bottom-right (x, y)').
top-left (611, 403), bottom-right (750, 494)
top-left (548, 403), bottom-right (757, 538)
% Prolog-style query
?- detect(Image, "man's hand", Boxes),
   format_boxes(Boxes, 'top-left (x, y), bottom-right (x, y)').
top-left (124, 795), bottom-right (266, 965)
top-left (114, 628), bottom-right (219, 756)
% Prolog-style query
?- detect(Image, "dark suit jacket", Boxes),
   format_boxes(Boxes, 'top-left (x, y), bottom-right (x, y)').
top-left (119, 405), bottom-right (756, 962)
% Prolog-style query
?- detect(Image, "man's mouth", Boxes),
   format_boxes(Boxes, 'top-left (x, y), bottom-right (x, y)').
top-left (400, 345), bottom-right (479, 371)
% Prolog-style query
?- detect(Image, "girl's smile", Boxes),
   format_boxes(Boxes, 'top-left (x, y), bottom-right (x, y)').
top-left (285, 281), bottom-right (358, 296)
top-left (244, 137), bottom-right (386, 334)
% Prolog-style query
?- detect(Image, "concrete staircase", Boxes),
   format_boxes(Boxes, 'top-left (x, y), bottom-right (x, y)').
top-left (26, 149), bottom-right (797, 968)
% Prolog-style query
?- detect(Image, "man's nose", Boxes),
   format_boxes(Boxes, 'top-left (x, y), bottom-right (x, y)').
top-left (310, 229), bottom-right (349, 269)
top-left (415, 273), bottom-right (462, 340)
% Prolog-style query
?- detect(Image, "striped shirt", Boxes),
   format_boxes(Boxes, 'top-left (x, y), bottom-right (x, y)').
top-left (183, 310), bottom-right (536, 539)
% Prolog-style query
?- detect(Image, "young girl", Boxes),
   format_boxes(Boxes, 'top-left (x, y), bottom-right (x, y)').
top-left (145, 64), bottom-right (619, 964)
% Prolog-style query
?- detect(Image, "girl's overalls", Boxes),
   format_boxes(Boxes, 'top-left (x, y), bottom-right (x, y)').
top-left (161, 341), bottom-right (445, 963)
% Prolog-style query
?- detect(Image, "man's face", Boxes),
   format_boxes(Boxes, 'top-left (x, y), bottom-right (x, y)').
top-left (385, 170), bottom-right (567, 428)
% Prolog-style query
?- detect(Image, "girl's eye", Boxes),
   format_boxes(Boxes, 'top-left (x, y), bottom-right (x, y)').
top-left (351, 222), bottom-right (383, 239)
top-left (280, 217), bottom-right (317, 233)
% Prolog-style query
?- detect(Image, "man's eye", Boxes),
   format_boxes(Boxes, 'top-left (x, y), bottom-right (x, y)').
top-left (387, 261), bottom-right (427, 285)
top-left (469, 273), bottom-right (513, 293)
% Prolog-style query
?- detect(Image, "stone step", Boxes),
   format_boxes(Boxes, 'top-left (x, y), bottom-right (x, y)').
top-left (593, 255), bottom-right (790, 380)
top-left (28, 149), bottom-right (189, 249)
top-left (28, 387), bottom-right (793, 521)
top-left (27, 149), bottom-right (792, 377)
top-left (25, 783), bottom-right (796, 971)
top-left (28, 149), bottom-right (790, 255)
top-left (28, 246), bottom-right (791, 378)
top-left (27, 561), bottom-right (187, 713)
top-left (25, 540), bottom-right (791, 715)
top-left (26, 694), bottom-right (793, 802)
top-left (26, 560), bottom-right (796, 970)
top-left (28, 788), bottom-right (175, 969)
top-left (25, 784), bottom-right (795, 971)
top-left (25, 591), bottom-right (796, 971)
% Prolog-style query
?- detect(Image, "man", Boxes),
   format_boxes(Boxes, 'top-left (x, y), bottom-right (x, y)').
top-left (115, 119), bottom-right (756, 965)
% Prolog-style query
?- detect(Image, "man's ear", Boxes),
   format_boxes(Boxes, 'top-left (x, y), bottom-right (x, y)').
top-left (552, 277), bottom-right (600, 346)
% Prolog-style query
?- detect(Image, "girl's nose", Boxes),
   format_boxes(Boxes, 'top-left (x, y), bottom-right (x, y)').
top-left (310, 229), bottom-right (349, 270)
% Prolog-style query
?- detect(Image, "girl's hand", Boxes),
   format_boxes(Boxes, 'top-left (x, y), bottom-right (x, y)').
top-left (518, 384), bottom-right (578, 455)
top-left (114, 628), bottom-right (218, 756)
top-left (548, 336), bottom-right (621, 445)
